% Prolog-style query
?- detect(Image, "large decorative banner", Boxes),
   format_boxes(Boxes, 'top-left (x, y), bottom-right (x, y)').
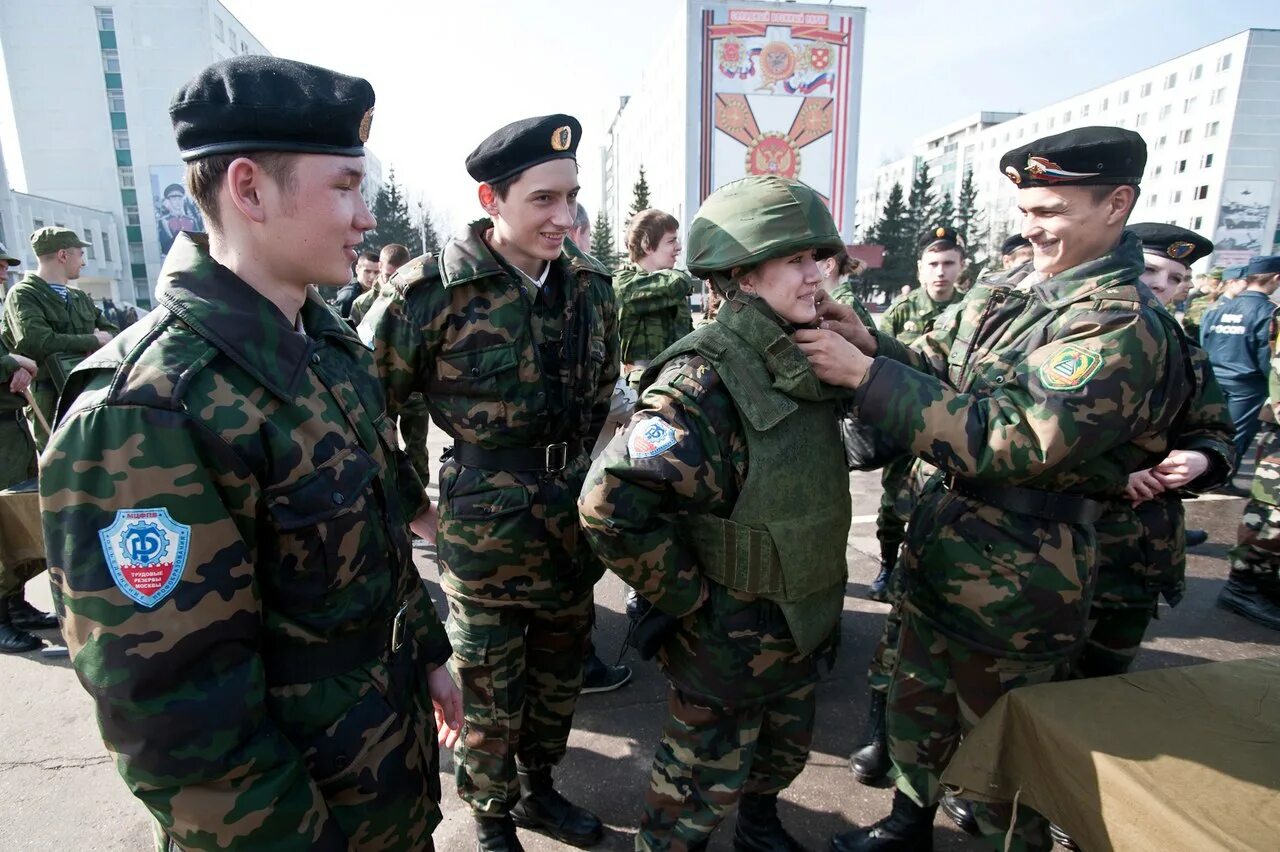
top-left (150, 165), bottom-right (204, 256)
top-left (1213, 180), bottom-right (1274, 268)
top-left (698, 4), bottom-right (861, 233)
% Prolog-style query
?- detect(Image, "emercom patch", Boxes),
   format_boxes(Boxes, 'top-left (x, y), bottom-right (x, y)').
top-left (1039, 343), bottom-right (1103, 391)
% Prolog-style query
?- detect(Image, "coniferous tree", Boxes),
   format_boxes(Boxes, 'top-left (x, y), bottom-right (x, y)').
top-left (591, 210), bottom-right (619, 272)
top-left (934, 193), bottom-right (956, 229)
top-left (956, 168), bottom-right (992, 281)
top-left (868, 181), bottom-right (914, 295)
top-left (905, 162), bottom-right (938, 243)
top-left (361, 167), bottom-right (421, 255)
top-left (415, 202), bottom-right (441, 257)
top-left (629, 166), bottom-right (652, 218)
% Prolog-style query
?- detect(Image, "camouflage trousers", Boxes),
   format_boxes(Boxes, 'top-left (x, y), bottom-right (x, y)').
top-left (637, 682), bottom-right (816, 851)
top-left (1071, 604), bottom-right (1156, 679)
top-left (0, 412), bottom-right (44, 598)
top-left (399, 394), bottom-right (432, 488)
top-left (876, 454), bottom-right (915, 550)
top-left (888, 609), bottom-right (1065, 852)
top-left (866, 562), bottom-right (909, 695)
top-left (1229, 499), bottom-right (1280, 578)
top-left (446, 592), bottom-right (592, 815)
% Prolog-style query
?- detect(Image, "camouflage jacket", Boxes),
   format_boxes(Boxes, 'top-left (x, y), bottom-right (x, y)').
top-left (0, 338), bottom-right (25, 413)
top-left (613, 262), bottom-right (694, 365)
top-left (369, 220), bottom-right (619, 606)
top-left (41, 234), bottom-right (450, 851)
top-left (877, 285), bottom-right (963, 345)
top-left (862, 233), bottom-right (1191, 660)
top-left (827, 277), bottom-right (877, 332)
top-left (1, 272), bottom-right (116, 386)
top-left (1180, 291), bottom-right (1217, 340)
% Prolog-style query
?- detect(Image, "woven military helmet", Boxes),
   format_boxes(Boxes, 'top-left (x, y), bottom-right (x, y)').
top-left (687, 176), bottom-right (844, 278)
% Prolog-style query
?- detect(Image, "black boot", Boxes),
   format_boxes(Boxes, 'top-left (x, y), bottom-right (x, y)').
top-left (0, 607), bottom-right (42, 654)
top-left (829, 791), bottom-right (935, 851)
top-left (475, 814), bottom-right (524, 852)
top-left (1217, 570), bottom-right (1280, 631)
top-left (510, 766), bottom-right (604, 847)
top-left (6, 594), bottom-right (58, 630)
top-left (867, 544), bottom-right (897, 603)
top-left (734, 792), bottom-right (807, 851)
top-left (1184, 529), bottom-right (1209, 548)
top-left (849, 690), bottom-right (891, 785)
top-left (939, 794), bottom-right (979, 836)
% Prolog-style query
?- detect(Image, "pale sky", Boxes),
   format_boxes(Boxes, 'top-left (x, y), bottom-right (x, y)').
top-left (221, 0), bottom-right (1280, 237)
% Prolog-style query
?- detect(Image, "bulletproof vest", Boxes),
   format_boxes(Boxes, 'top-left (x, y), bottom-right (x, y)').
top-left (645, 300), bottom-right (851, 655)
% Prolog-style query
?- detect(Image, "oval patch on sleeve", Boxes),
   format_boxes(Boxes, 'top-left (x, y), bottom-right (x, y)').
top-left (98, 508), bottom-right (191, 608)
top-left (1038, 343), bottom-right (1103, 391)
top-left (628, 416), bottom-right (678, 459)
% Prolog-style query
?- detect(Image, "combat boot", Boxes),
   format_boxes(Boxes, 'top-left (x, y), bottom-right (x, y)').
top-left (1217, 569), bottom-right (1280, 631)
top-left (939, 794), bottom-right (979, 836)
top-left (829, 791), bottom-right (935, 851)
top-left (510, 766), bottom-right (604, 847)
top-left (867, 544), bottom-right (897, 603)
top-left (0, 607), bottom-right (42, 654)
top-left (475, 814), bottom-right (524, 852)
top-left (5, 593), bottom-right (58, 630)
top-left (733, 792), bottom-right (807, 851)
top-left (848, 690), bottom-right (891, 785)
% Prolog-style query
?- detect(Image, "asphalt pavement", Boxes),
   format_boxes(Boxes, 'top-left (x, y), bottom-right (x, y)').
top-left (2, 429), bottom-right (1278, 851)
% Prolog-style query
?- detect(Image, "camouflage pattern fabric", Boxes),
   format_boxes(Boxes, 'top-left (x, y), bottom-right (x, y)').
top-left (1, 272), bottom-right (117, 450)
top-left (888, 610), bottom-right (1061, 851)
top-left (0, 346), bottom-right (41, 595)
top-left (40, 234), bottom-right (451, 851)
top-left (1230, 428), bottom-right (1280, 579)
top-left (446, 592), bottom-right (591, 815)
top-left (1181, 291), bottom-right (1217, 341)
top-left (638, 682), bottom-right (815, 851)
top-left (613, 262), bottom-right (694, 377)
top-left (368, 221), bottom-right (618, 814)
top-left (825, 277), bottom-right (877, 332)
top-left (347, 280), bottom-right (384, 327)
top-left (399, 393), bottom-right (432, 488)
top-left (1072, 605), bottom-right (1156, 679)
top-left (876, 285), bottom-right (962, 345)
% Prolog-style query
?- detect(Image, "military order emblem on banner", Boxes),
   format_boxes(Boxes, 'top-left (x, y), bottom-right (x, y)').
top-left (1039, 343), bottom-right (1104, 391)
top-left (98, 508), bottom-right (191, 608)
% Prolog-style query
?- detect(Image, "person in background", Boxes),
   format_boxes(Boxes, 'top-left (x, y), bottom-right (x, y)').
top-left (332, 249), bottom-right (380, 321)
top-left (613, 209), bottom-right (695, 389)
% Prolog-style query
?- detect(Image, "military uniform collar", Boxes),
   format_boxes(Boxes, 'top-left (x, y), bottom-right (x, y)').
top-left (1015, 232), bottom-right (1146, 309)
top-left (157, 233), bottom-right (364, 400)
top-left (439, 218), bottom-right (607, 288)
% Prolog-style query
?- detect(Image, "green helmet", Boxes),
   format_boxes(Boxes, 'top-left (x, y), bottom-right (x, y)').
top-left (686, 175), bottom-right (844, 279)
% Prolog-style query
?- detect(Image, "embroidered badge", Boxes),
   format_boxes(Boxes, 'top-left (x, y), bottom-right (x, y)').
top-left (98, 508), bottom-right (191, 608)
top-left (551, 125), bottom-right (573, 151)
top-left (1025, 156), bottom-right (1101, 184)
top-left (1167, 241), bottom-right (1195, 260)
top-left (1004, 165), bottom-right (1023, 185)
top-left (359, 107), bottom-right (375, 143)
top-left (1038, 344), bottom-right (1104, 391)
top-left (628, 417), bottom-right (678, 460)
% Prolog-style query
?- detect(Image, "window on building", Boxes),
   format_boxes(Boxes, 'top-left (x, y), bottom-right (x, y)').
top-left (124, 203), bottom-right (140, 227)
top-left (1148, 194), bottom-right (1158, 207)
top-left (1210, 87), bottom-right (1226, 105)
top-left (101, 49), bottom-right (120, 73)
top-left (1063, 110), bottom-right (1072, 123)
top-left (1173, 190), bottom-right (1182, 203)
top-left (32, 217), bottom-right (45, 230)
top-left (1205, 120), bottom-right (1220, 137)
top-left (1184, 97), bottom-right (1196, 113)
top-left (1102, 97), bottom-right (1110, 111)
top-left (241, 40), bottom-right (248, 54)
top-left (1136, 112), bottom-right (1148, 127)
top-left (1081, 104), bottom-right (1090, 118)
top-left (1163, 72), bottom-right (1177, 90)
top-left (1120, 91), bottom-right (1130, 105)
top-left (1178, 128), bottom-right (1192, 143)
top-left (228, 28), bottom-right (237, 48)
top-left (102, 231), bottom-right (112, 262)
top-left (1154, 165), bottom-right (1163, 177)
top-left (129, 245), bottom-right (145, 264)
top-left (95, 7), bottom-right (114, 31)
top-left (1155, 135), bottom-right (1167, 149)
top-left (106, 88), bottom-right (125, 112)
top-left (1140, 82), bottom-right (1152, 97)
top-left (1191, 63), bottom-right (1203, 81)
top-left (1202, 153), bottom-right (1214, 168)
top-left (214, 17), bottom-right (224, 41)
top-left (1048, 116), bottom-right (1055, 129)
top-left (112, 129), bottom-right (130, 149)
top-left (1192, 216), bottom-right (1203, 229)
top-left (118, 165), bottom-right (134, 188)
top-left (1217, 53), bottom-right (1232, 72)
top-left (1175, 159), bottom-right (1187, 173)
top-left (1195, 185), bottom-right (1209, 200)
top-left (1159, 104), bottom-right (1171, 120)
top-left (83, 231), bottom-right (96, 260)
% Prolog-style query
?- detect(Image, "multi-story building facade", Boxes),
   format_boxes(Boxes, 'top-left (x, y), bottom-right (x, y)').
top-left (856, 29), bottom-right (1280, 270)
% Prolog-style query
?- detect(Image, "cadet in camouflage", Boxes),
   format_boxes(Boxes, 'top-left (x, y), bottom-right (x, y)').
top-left (1, 226), bottom-right (117, 451)
top-left (369, 114), bottom-right (616, 851)
top-left (1222, 254), bottom-right (1280, 632)
top-left (581, 175), bottom-right (851, 852)
top-left (614, 209), bottom-right (695, 387)
top-left (40, 57), bottom-right (460, 851)
top-left (802, 127), bottom-right (1193, 852)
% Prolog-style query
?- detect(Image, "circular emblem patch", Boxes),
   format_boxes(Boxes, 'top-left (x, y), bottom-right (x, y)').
top-left (1004, 165), bottom-right (1022, 185)
top-left (1167, 241), bottom-right (1195, 260)
top-left (551, 125), bottom-right (573, 152)
top-left (746, 132), bottom-right (800, 179)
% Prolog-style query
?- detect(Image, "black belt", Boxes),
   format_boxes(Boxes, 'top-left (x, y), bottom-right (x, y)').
top-left (944, 476), bottom-right (1106, 525)
top-left (452, 440), bottom-right (584, 473)
top-left (261, 600), bottom-right (410, 685)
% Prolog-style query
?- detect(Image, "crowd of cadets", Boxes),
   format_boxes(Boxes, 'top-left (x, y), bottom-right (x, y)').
top-left (0, 51), bottom-right (1277, 852)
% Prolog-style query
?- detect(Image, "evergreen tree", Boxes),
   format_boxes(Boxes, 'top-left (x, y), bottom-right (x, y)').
top-left (955, 168), bottom-right (992, 282)
top-left (868, 181), bottom-right (914, 295)
top-left (361, 166), bottom-right (421, 255)
top-left (905, 162), bottom-right (937, 242)
top-left (934, 193), bottom-right (956, 229)
top-left (415, 202), bottom-right (441, 257)
top-left (591, 210), bottom-right (619, 272)
top-left (629, 165), bottom-right (652, 218)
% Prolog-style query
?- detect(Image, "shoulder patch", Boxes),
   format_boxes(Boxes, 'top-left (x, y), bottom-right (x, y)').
top-left (394, 254), bottom-right (439, 296)
top-left (98, 508), bottom-right (191, 608)
top-left (628, 416), bottom-right (678, 460)
top-left (1038, 343), bottom-right (1103, 391)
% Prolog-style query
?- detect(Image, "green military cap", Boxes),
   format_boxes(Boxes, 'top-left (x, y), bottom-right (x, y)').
top-left (31, 226), bottom-right (90, 256)
top-left (0, 241), bottom-right (20, 267)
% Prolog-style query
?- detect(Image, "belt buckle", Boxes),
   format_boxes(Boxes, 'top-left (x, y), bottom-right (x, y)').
top-left (390, 600), bottom-right (410, 653)
top-left (545, 442), bottom-right (568, 473)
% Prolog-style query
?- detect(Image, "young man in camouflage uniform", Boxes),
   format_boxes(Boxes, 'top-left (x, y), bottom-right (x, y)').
top-left (40, 57), bottom-right (460, 851)
top-left (1, 226), bottom-right (117, 451)
top-left (801, 127), bottom-right (1192, 851)
top-left (369, 114), bottom-right (617, 851)
top-left (581, 175), bottom-right (851, 852)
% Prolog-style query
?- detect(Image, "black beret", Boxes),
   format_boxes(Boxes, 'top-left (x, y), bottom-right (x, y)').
top-left (1247, 255), bottom-right (1280, 276)
top-left (1129, 222), bottom-right (1213, 267)
top-left (171, 56), bottom-right (374, 162)
top-left (466, 114), bottom-right (581, 184)
top-left (1000, 126), bottom-right (1146, 189)
top-left (916, 225), bottom-right (964, 256)
top-left (1000, 233), bottom-right (1031, 256)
